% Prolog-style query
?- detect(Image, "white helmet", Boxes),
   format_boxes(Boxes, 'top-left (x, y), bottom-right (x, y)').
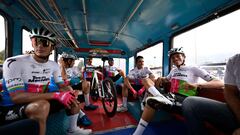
top-left (61, 52), bottom-right (78, 60)
top-left (30, 27), bottom-right (56, 44)
top-left (168, 47), bottom-right (185, 57)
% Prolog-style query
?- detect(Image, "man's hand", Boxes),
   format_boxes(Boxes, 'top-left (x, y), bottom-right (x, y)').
top-left (118, 69), bottom-right (126, 78)
top-left (130, 88), bottom-right (137, 98)
top-left (233, 128), bottom-right (240, 135)
top-left (58, 57), bottom-right (66, 67)
top-left (52, 91), bottom-right (75, 109)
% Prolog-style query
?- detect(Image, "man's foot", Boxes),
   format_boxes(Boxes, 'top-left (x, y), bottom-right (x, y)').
top-left (117, 105), bottom-right (128, 112)
top-left (67, 127), bottom-right (92, 135)
top-left (146, 95), bottom-right (173, 110)
top-left (77, 115), bottom-right (92, 126)
top-left (84, 104), bottom-right (98, 111)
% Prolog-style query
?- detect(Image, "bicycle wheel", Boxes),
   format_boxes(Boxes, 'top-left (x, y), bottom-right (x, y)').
top-left (101, 77), bottom-right (117, 117)
top-left (90, 78), bottom-right (99, 101)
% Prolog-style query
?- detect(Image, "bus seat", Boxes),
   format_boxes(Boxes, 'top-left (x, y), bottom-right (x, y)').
top-left (197, 87), bottom-right (225, 102)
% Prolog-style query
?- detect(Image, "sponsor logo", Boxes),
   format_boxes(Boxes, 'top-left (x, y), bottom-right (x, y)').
top-left (43, 69), bottom-right (50, 74)
top-left (32, 71), bottom-right (40, 74)
top-left (7, 59), bottom-right (16, 68)
top-left (172, 72), bottom-right (187, 77)
top-left (6, 78), bottom-right (22, 84)
top-left (5, 110), bottom-right (19, 121)
top-left (28, 76), bottom-right (50, 82)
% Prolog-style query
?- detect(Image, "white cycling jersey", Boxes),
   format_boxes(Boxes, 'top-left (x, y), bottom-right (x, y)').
top-left (224, 54), bottom-right (240, 91)
top-left (104, 65), bottom-right (118, 77)
top-left (66, 66), bottom-right (82, 85)
top-left (166, 65), bottom-right (215, 83)
top-left (66, 67), bottom-right (82, 79)
top-left (2, 55), bottom-right (64, 106)
top-left (127, 67), bottom-right (153, 80)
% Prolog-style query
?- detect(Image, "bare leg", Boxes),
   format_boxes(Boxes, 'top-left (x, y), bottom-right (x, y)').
top-left (25, 100), bottom-right (50, 135)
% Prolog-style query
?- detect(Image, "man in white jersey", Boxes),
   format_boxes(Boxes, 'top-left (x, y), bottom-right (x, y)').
top-left (104, 57), bottom-right (125, 82)
top-left (0, 27), bottom-right (92, 135)
top-left (182, 54), bottom-right (240, 135)
top-left (59, 52), bottom-right (98, 126)
top-left (132, 47), bottom-right (223, 135)
top-left (117, 56), bottom-right (155, 112)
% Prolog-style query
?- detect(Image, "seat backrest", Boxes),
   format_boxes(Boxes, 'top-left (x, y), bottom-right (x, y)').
top-left (197, 87), bottom-right (225, 102)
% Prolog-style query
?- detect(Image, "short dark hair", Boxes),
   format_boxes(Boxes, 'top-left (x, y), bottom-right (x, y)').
top-left (86, 56), bottom-right (93, 60)
top-left (135, 56), bottom-right (143, 63)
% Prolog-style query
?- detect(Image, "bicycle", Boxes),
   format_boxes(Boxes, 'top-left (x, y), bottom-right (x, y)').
top-left (84, 57), bottom-right (117, 117)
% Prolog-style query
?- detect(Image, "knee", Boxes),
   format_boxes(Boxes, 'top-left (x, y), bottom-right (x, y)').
top-left (142, 78), bottom-right (153, 88)
top-left (182, 96), bottom-right (199, 113)
top-left (25, 100), bottom-right (50, 121)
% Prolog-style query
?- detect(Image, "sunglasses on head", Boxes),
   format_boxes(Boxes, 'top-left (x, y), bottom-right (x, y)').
top-left (35, 37), bottom-right (55, 47)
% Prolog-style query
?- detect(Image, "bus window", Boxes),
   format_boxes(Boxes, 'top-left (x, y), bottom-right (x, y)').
top-left (22, 29), bottom-right (55, 61)
top-left (129, 56), bottom-right (134, 72)
top-left (173, 9), bottom-right (240, 80)
top-left (105, 58), bottom-right (126, 73)
top-left (0, 15), bottom-right (5, 64)
top-left (137, 42), bottom-right (163, 78)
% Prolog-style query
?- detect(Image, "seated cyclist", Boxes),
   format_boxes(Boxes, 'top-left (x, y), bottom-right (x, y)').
top-left (59, 52), bottom-right (98, 111)
top-left (117, 56), bottom-right (155, 112)
top-left (104, 57), bottom-right (126, 82)
top-left (132, 47), bottom-right (223, 135)
top-left (1, 27), bottom-right (92, 135)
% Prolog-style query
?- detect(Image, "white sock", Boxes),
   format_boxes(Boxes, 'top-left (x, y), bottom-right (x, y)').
top-left (84, 93), bottom-right (90, 106)
top-left (148, 86), bottom-right (161, 96)
top-left (79, 109), bottom-right (85, 118)
top-left (67, 114), bottom-right (78, 132)
top-left (133, 118), bottom-right (148, 135)
top-left (123, 97), bottom-right (127, 108)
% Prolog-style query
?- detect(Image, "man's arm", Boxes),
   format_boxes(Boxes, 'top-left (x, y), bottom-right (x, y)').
top-left (10, 92), bottom-right (54, 104)
top-left (224, 84), bottom-right (240, 124)
top-left (197, 79), bottom-right (223, 89)
top-left (149, 74), bottom-right (155, 82)
top-left (59, 58), bottom-right (68, 80)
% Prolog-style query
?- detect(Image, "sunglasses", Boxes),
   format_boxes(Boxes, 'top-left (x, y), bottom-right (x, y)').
top-left (34, 37), bottom-right (55, 47)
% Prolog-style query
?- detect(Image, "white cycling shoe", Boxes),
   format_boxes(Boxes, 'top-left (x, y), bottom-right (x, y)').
top-left (67, 127), bottom-right (92, 135)
top-left (146, 94), bottom-right (173, 110)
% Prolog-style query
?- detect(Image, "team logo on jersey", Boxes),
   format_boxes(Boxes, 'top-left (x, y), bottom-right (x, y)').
top-left (7, 59), bottom-right (16, 68)
top-left (173, 72), bottom-right (187, 77)
top-left (28, 76), bottom-right (50, 82)
top-left (6, 78), bottom-right (22, 84)
top-left (43, 68), bottom-right (50, 74)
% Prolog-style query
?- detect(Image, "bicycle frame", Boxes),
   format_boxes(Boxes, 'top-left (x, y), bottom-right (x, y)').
top-left (85, 57), bottom-right (118, 117)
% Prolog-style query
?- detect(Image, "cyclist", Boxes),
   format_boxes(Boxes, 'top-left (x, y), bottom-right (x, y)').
top-left (182, 54), bottom-right (240, 135)
top-left (117, 56), bottom-right (155, 112)
top-left (59, 52), bottom-right (98, 126)
top-left (1, 27), bottom-right (92, 135)
top-left (60, 52), bottom-right (98, 110)
top-left (104, 57), bottom-right (125, 82)
top-left (132, 47), bottom-right (223, 135)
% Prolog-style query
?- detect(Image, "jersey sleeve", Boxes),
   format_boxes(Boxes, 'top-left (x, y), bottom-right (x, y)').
top-left (52, 62), bottom-right (65, 87)
top-left (3, 58), bottom-right (25, 94)
top-left (127, 69), bottom-right (135, 79)
top-left (224, 56), bottom-right (236, 86)
top-left (145, 67), bottom-right (153, 75)
top-left (72, 66), bottom-right (82, 77)
top-left (192, 66), bottom-right (215, 82)
top-left (166, 69), bottom-right (174, 80)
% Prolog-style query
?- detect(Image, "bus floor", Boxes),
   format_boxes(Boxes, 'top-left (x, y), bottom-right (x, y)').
top-left (80, 96), bottom-right (188, 135)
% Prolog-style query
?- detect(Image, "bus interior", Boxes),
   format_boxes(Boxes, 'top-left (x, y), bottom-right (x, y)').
top-left (0, 0), bottom-right (240, 135)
